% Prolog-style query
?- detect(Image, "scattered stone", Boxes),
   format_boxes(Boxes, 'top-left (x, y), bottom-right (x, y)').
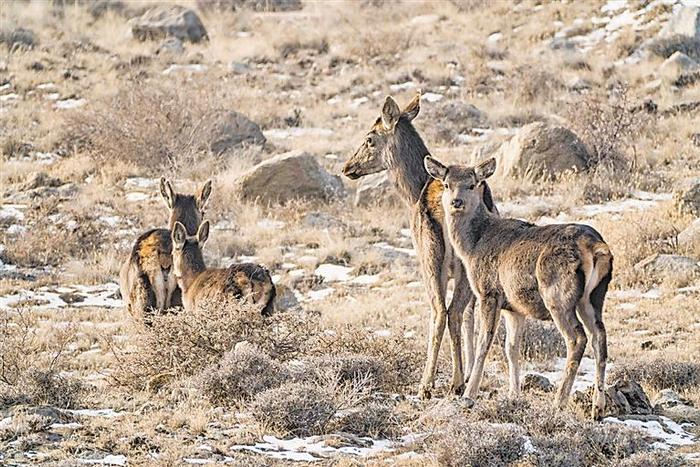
top-left (522, 373), bottom-right (554, 393)
top-left (234, 150), bottom-right (346, 203)
top-left (678, 219), bottom-right (700, 252)
top-left (574, 379), bottom-right (652, 417)
top-left (660, 51), bottom-right (698, 81)
top-left (130, 5), bottom-right (208, 43)
top-left (302, 212), bottom-right (347, 231)
top-left (155, 36), bottom-right (184, 56)
top-left (492, 122), bottom-right (591, 180)
top-left (274, 284), bottom-right (299, 312)
top-left (660, 6), bottom-right (700, 40)
top-left (208, 111), bottom-right (266, 155)
top-left (634, 253), bottom-right (700, 278)
top-left (691, 133), bottom-right (700, 147)
top-left (197, 0), bottom-right (302, 12)
top-left (425, 101), bottom-right (487, 142)
top-left (230, 62), bottom-right (251, 74)
top-left (675, 179), bottom-right (700, 216)
top-left (353, 172), bottom-right (401, 207)
top-left (653, 389), bottom-right (700, 424)
top-left (59, 292), bottom-right (85, 304)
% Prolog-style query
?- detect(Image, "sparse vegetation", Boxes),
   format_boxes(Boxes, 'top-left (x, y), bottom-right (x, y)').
top-left (610, 359), bottom-right (700, 392)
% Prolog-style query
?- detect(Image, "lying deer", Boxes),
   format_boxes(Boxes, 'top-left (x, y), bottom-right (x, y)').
top-left (120, 178), bottom-right (211, 323)
top-left (342, 93), bottom-right (499, 398)
top-left (424, 156), bottom-right (613, 420)
top-left (171, 221), bottom-right (276, 316)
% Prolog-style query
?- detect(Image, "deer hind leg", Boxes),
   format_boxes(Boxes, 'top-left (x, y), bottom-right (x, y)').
top-left (465, 296), bottom-right (500, 400)
top-left (502, 310), bottom-right (525, 397)
top-left (446, 264), bottom-right (471, 396)
top-left (550, 309), bottom-right (587, 410)
top-left (418, 271), bottom-right (448, 400)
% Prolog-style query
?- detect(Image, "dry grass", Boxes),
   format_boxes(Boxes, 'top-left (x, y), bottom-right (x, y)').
top-left (610, 359), bottom-right (700, 393)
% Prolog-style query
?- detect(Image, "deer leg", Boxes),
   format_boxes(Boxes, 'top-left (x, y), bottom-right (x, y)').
top-left (578, 300), bottom-right (608, 420)
top-left (465, 297), bottom-right (500, 400)
top-left (419, 274), bottom-right (448, 400)
top-left (446, 265), bottom-right (470, 396)
top-left (551, 309), bottom-right (587, 410)
top-left (463, 296), bottom-right (476, 381)
top-left (502, 310), bottom-right (525, 397)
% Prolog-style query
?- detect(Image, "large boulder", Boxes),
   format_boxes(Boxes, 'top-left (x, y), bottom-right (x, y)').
top-left (660, 6), bottom-right (700, 39)
top-left (130, 6), bottom-right (208, 43)
top-left (634, 253), bottom-right (700, 279)
top-left (678, 219), bottom-right (700, 252)
top-left (653, 389), bottom-right (700, 424)
top-left (660, 51), bottom-right (698, 81)
top-left (234, 150), bottom-right (345, 203)
top-left (675, 179), bottom-right (700, 216)
top-left (197, 0), bottom-right (302, 12)
top-left (353, 172), bottom-right (401, 207)
top-left (209, 111), bottom-right (266, 155)
top-left (491, 122), bottom-right (590, 180)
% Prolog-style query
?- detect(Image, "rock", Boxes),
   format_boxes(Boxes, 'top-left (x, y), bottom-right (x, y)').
top-left (197, 0), bottom-right (302, 12)
top-left (130, 6), bottom-right (208, 43)
top-left (234, 150), bottom-right (345, 203)
top-left (675, 179), bottom-right (700, 216)
top-left (208, 111), bottom-right (265, 155)
top-left (155, 37), bottom-right (184, 56)
top-left (574, 379), bottom-right (652, 417)
top-left (692, 133), bottom-right (700, 147)
top-left (0, 27), bottom-right (36, 49)
top-left (492, 122), bottom-right (591, 180)
top-left (660, 6), bottom-right (700, 40)
top-left (522, 373), bottom-right (554, 393)
top-left (230, 62), bottom-right (251, 74)
top-left (274, 284), bottom-right (299, 312)
top-left (426, 101), bottom-right (487, 142)
top-left (568, 76), bottom-right (591, 91)
top-left (660, 51), bottom-right (698, 81)
top-left (653, 389), bottom-right (700, 424)
top-left (302, 212), bottom-right (347, 231)
top-left (353, 172), bottom-right (401, 207)
top-left (678, 219), bottom-right (700, 251)
top-left (5, 183), bottom-right (78, 203)
top-left (19, 172), bottom-right (63, 191)
top-left (634, 253), bottom-right (700, 278)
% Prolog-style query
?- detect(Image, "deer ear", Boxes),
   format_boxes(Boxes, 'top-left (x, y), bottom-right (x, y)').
top-left (424, 156), bottom-right (448, 181)
top-left (474, 158), bottom-right (496, 181)
top-left (198, 180), bottom-right (212, 211)
top-left (381, 96), bottom-right (401, 131)
top-left (172, 222), bottom-right (187, 250)
top-left (402, 91), bottom-right (420, 121)
top-left (160, 178), bottom-right (175, 209)
top-left (197, 220), bottom-right (210, 245)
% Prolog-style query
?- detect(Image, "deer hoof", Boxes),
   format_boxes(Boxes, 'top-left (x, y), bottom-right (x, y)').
top-left (418, 385), bottom-right (432, 400)
top-left (450, 383), bottom-right (466, 397)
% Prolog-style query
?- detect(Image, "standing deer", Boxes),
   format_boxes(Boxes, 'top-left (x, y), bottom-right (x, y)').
top-left (171, 221), bottom-right (276, 316)
top-left (342, 93), bottom-right (498, 398)
top-left (423, 156), bottom-right (613, 419)
top-left (120, 178), bottom-right (212, 324)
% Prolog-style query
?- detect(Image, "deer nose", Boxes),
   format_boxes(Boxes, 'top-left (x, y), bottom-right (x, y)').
top-left (451, 199), bottom-right (464, 209)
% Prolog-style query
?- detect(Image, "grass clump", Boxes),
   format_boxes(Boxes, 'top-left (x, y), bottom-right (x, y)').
top-left (430, 420), bottom-right (526, 467)
top-left (610, 359), bottom-right (700, 392)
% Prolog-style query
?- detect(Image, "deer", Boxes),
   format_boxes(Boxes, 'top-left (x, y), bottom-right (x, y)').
top-left (171, 220), bottom-right (276, 316)
top-left (119, 178), bottom-right (212, 324)
top-left (423, 156), bottom-right (613, 420)
top-left (342, 92), bottom-right (498, 399)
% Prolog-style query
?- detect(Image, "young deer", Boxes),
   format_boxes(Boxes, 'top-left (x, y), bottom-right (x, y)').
top-left (424, 156), bottom-right (613, 419)
top-left (119, 178), bottom-right (212, 323)
top-left (171, 221), bottom-right (276, 316)
top-left (343, 93), bottom-right (498, 398)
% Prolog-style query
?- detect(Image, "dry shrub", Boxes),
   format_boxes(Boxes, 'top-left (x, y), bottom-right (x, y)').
top-left (617, 451), bottom-right (689, 467)
top-left (514, 67), bottom-right (564, 105)
top-left (430, 420), bottom-right (526, 467)
top-left (609, 359), bottom-right (700, 392)
top-left (495, 319), bottom-right (566, 362)
top-left (198, 347), bottom-right (287, 406)
top-left (112, 298), bottom-right (267, 388)
top-left (0, 309), bottom-right (83, 408)
top-left (251, 382), bottom-right (336, 436)
top-left (330, 401), bottom-right (399, 438)
top-left (294, 354), bottom-right (388, 389)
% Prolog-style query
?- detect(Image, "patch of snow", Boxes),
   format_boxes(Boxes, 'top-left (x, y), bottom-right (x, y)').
top-left (67, 408), bottom-right (124, 418)
top-left (258, 219), bottom-right (286, 230)
top-left (487, 32), bottom-right (503, 42)
top-left (54, 98), bottom-right (86, 109)
top-left (0, 83), bottom-right (11, 92)
top-left (350, 96), bottom-right (368, 108)
top-left (123, 177), bottom-right (159, 189)
top-left (351, 274), bottom-right (380, 285)
top-left (307, 287), bottom-right (335, 301)
top-left (422, 92), bottom-right (443, 103)
top-left (372, 242), bottom-right (416, 257)
top-left (0, 417), bottom-right (12, 429)
top-left (601, 0), bottom-right (628, 13)
top-left (608, 288), bottom-right (662, 300)
top-left (125, 192), bottom-right (149, 202)
top-left (0, 93), bottom-right (19, 101)
top-left (79, 454), bottom-right (127, 466)
top-left (315, 264), bottom-right (354, 282)
top-left (44, 93), bottom-right (60, 100)
top-left (50, 422), bottom-right (83, 430)
top-left (389, 81), bottom-right (416, 92)
top-left (36, 82), bottom-right (57, 90)
top-left (297, 255), bottom-right (319, 266)
top-left (536, 357), bottom-right (609, 392)
top-left (0, 205), bottom-right (26, 222)
top-left (573, 193), bottom-right (671, 217)
top-left (237, 255), bottom-right (259, 263)
top-left (410, 14), bottom-right (440, 25)
top-left (604, 416), bottom-right (695, 449)
top-left (264, 128), bottom-right (333, 139)
top-left (5, 225), bottom-right (26, 235)
top-left (162, 64), bottom-right (207, 75)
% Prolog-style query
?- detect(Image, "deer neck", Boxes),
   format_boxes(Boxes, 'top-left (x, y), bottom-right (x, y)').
top-left (447, 203), bottom-right (495, 258)
top-left (177, 246), bottom-right (206, 294)
top-left (386, 120), bottom-right (430, 206)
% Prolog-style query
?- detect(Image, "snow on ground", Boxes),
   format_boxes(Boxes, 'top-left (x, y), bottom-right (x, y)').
top-left (264, 128), bottom-right (333, 139)
top-left (604, 416), bottom-right (696, 450)
top-left (0, 283), bottom-right (121, 310)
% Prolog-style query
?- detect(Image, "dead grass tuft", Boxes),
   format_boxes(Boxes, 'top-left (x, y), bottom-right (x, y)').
top-left (610, 359), bottom-right (700, 392)
top-left (430, 420), bottom-right (526, 467)
top-left (647, 35), bottom-right (700, 61)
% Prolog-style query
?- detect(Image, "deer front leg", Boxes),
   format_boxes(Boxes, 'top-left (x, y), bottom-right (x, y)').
top-left (502, 310), bottom-right (525, 397)
top-left (465, 296), bottom-right (500, 400)
top-left (446, 266), bottom-right (471, 396)
top-left (419, 274), bottom-right (448, 400)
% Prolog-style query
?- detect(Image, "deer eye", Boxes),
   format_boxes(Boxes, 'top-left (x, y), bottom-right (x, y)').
top-left (366, 135), bottom-right (374, 147)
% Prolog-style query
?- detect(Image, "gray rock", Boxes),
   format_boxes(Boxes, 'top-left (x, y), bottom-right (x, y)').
top-left (234, 150), bottom-right (345, 203)
top-left (574, 379), bottom-right (652, 416)
top-left (653, 389), bottom-right (700, 424)
top-left (130, 5), bottom-right (208, 43)
top-left (678, 219), bottom-right (700, 252)
top-left (660, 51), bottom-right (698, 81)
top-left (675, 179), bottom-right (700, 216)
top-left (209, 111), bottom-right (265, 155)
top-left (302, 212), bottom-right (347, 231)
top-left (634, 253), bottom-right (700, 278)
top-left (353, 172), bottom-right (401, 207)
top-left (230, 62), bottom-right (251, 74)
top-left (522, 373), bottom-right (554, 393)
top-left (492, 122), bottom-right (591, 180)
top-left (426, 101), bottom-right (487, 142)
top-left (197, 0), bottom-right (302, 12)
top-left (155, 37), bottom-right (184, 56)
top-left (660, 6), bottom-right (700, 39)
top-left (274, 284), bottom-right (299, 312)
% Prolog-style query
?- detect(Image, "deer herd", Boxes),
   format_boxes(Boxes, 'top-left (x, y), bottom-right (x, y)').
top-left (120, 91), bottom-right (613, 420)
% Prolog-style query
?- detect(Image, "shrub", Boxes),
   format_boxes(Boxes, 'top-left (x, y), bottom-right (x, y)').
top-left (617, 451), bottom-right (689, 467)
top-left (251, 382), bottom-right (336, 436)
top-left (198, 347), bottom-right (287, 406)
top-left (330, 401), bottom-right (399, 438)
top-left (610, 359), bottom-right (700, 392)
top-left (430, 421), bottom-right (526, 467)
top-left (294, 353), bottom-right (388, 389)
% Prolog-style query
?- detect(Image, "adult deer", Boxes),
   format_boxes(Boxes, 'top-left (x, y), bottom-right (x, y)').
top-left (343, 93), bottom-right (498, 398)
top-left (424, 156), bottom-right (613, 419)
